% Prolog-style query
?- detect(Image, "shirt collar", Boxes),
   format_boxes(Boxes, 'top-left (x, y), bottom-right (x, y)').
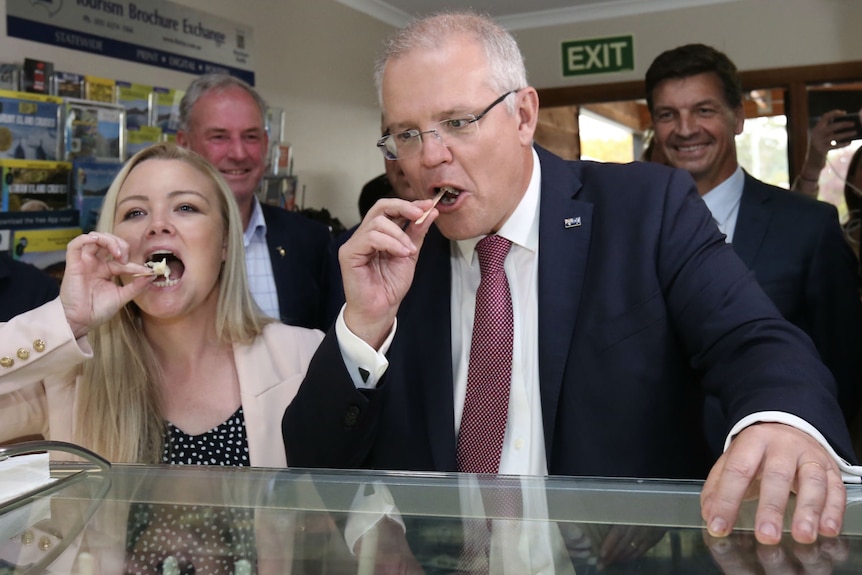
top-left (455, 147), bottom-right (541, 263)
top-left (243, 196), bottom-right (268, 247)
top-left (701, 166), bottom-right (744, 228)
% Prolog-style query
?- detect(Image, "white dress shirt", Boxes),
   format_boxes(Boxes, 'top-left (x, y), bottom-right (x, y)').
top-left (243, 197), bottom-right (280, 319)
top-left (701, 166), bottom-right (744, 243)
top-left (450, 148), bottom-right (545, 477)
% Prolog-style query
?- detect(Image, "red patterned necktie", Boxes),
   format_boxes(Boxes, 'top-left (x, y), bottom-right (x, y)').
top-left (457, 235), bottom-right (513, 474)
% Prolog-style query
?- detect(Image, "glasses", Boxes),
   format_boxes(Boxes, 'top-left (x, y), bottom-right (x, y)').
top-left (377, 90), bottom-right (518, 160)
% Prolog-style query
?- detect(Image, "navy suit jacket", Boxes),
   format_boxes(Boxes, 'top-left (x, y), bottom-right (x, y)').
top-left (0, 255), bottom-right (58, 322)
top-left (732, 173), bottom-right (862, 422)
top-left (261, 203), bottom-right (342, 331)
top-left (284, 147), bottom-right (855, 479)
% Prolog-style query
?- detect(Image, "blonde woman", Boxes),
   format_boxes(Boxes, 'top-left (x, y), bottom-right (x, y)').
top-left (0, 142), bottom-right (330, 573)
top-left (0, 141), bottom-right (323, 465)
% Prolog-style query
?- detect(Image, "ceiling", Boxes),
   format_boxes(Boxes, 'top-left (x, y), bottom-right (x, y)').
top-left (336, 0), bottom-right (737, 31)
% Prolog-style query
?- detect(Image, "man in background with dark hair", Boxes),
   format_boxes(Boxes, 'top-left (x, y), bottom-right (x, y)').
top-left (645, 44), bottom-right (862, 452)
top-left (176, 73), bottom-right (340, 329)
top-left (358, 174), bottom-right (395, 219)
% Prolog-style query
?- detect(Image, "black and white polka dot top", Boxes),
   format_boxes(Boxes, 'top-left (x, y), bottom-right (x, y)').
top-left (125, 407), bottom-right (257, 575)
top-left (162, 406), bottom-right (250, 466)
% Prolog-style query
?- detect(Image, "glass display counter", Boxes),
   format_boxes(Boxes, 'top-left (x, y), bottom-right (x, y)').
top-left (2, 445), bottom-right (862, 574)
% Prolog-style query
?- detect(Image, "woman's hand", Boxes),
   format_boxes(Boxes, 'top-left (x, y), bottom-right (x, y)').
top-left (60, 232), bottom-right (153, 338)
top-left (808, 110), bottom-right (856, 160)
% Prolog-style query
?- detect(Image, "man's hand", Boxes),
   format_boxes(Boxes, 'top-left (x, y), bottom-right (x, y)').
top-left (701, 423), bottom-right (845, 545)
top-left (339, 197), bottom-right (439, 349)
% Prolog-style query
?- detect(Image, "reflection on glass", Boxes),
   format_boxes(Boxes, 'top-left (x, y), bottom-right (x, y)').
top-left (2, 468), bottom-right (862, 573)
top-left (125, 503), bottom-right (256, 575)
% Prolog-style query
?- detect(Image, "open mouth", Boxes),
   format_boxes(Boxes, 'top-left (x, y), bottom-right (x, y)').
top-left (146, 250), bottom-right (184, 287)
top-left (436, 185), bottom-right (462, 206)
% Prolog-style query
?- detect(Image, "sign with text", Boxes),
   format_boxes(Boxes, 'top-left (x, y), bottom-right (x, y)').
top-left (7, 0), bottom-right (255, 85)
top-left (562, 35), bottom-right (634, 78)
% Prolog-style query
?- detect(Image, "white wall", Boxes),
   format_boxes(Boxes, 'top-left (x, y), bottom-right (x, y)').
top-left (2, 0), bottom-right (861, 228)
top-left (515, 0), bottom-right (862, 89)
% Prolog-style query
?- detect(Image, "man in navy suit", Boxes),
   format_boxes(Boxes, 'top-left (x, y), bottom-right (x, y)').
top-left (176, 74), bottom-right (340, 330)
top-left (645, 44), bottom-right (862, 454)
top-left (284, 12), bottom-right (857, 548)
top-left (0, 254), bottom-right (58, 321)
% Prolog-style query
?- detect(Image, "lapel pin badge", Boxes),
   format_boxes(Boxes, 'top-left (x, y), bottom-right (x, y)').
top-left (276, 246), bottom-right (286, 257)
top-left (564, 217), bottom-right (582, 229)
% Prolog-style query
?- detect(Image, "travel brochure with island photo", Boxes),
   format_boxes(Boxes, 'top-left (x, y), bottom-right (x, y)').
top-left (0, 90), bottom-right (62, 162)
top-left (0, 159), bottom-right (70, 212)
top-left (115, 81), bottom-right (152, 130)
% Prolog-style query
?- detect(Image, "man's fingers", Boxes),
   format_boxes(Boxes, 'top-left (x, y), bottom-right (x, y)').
top-left (702, 445), bottom-right (764, 539)
top-left (363, 198), bottom-right (425, 231)
top-left (751, 452), bottom-right (798, 545)
top-left (345, 211), bottom-right (421, 264)
top-left (792, 459), bottom-right (844, 542)
top-left (790, 460), bottom-right (828, 544)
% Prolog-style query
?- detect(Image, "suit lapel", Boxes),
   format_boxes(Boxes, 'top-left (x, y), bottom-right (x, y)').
top-left (402, 228), bottom-right (457, 470)
top-left (232, 337), bottom-right (279, 466)
top-left (731, 172), bottom-right (771, 268)
top-left (535, 148), bottom-right (592, 459)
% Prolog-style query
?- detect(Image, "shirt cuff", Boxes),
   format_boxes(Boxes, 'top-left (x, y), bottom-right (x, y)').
top-left (334, 305), bottom-right (395, 390)
top-left (725, 411), bottom-right (862, 484)
top-left (344, 481), bottom-right (405, 555)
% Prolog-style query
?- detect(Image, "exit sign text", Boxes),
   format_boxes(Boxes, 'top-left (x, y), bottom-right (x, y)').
top-left (562, 35), bottom-right (634, 77)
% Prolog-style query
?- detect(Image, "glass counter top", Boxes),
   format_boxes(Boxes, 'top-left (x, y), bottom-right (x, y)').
top-left (2, 458), bottom-right (862, 574)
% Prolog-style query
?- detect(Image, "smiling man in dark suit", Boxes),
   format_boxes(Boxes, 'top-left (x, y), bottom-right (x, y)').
top-left (176, 74), bottom-right (340, 330)
top-left (646, 44), bottom-right (862, 454)
top-left (284, 12), bottom-right (860, 553)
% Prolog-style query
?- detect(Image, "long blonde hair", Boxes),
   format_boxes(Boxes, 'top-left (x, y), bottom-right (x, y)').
top-left (74, 142), bottom-right (272, 463)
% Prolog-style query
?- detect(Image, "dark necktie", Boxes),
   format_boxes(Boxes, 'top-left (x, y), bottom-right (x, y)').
top-left (456, 235), bottom-right (513, 474)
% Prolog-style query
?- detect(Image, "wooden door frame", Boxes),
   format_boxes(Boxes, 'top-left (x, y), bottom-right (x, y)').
top-left (537, 61), bottom-right (862, 175)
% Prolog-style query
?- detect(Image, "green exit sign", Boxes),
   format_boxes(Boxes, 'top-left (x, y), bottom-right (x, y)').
top-left (562, 35), bottom-right (634, 77)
